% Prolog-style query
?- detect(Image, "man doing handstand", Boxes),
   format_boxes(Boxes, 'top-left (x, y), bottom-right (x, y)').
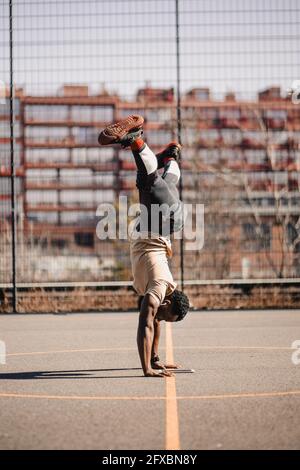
top-left (98, 115), bottom-right (190, 377)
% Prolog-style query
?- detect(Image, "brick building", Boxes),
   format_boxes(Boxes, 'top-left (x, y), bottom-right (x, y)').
top-left (1, 85), bottom-right (300, 281)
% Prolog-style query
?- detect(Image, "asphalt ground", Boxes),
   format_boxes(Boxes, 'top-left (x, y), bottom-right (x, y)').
top-left (0, 309), bottom-right (300, 450)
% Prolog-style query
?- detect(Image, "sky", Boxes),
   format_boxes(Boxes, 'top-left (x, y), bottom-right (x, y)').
top-left (0, 0), bottom-right (299, 100)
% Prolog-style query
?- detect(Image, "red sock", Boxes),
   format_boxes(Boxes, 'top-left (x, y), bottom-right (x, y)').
top-left (131, 138), bottom-right (145, 152)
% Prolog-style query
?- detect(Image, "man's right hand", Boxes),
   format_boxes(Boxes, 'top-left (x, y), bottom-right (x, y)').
top-left (145, 368), bottom-right (174, 378)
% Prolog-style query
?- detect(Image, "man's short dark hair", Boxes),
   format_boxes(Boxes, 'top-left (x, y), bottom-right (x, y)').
top-left (137, 290), bottom-right (190, 321)
top-left (171, 289), bottom-right (189, 321)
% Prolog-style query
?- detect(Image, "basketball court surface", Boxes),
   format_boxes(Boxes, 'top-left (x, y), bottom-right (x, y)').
top-left (0, 309), bottom-right (300, 450)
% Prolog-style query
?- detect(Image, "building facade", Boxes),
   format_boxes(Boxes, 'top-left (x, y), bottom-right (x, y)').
top-left (1, 85), bottom-right (300, 281)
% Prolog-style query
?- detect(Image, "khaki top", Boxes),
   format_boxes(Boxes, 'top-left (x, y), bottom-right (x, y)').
top-left (130, 234), bottom-right (177, 305)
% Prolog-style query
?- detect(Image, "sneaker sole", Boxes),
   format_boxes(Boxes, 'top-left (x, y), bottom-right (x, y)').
top-left (98, 115), bottom-right (144, 145)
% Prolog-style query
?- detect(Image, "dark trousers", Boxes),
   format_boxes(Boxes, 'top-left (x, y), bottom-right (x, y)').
top-left (132, 149), bottom-right (183, 236)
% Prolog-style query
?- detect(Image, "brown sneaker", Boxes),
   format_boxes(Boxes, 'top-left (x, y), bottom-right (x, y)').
top-left (98, 115), bottom-right (144, 146)
top-left (156, 141), bottom-right (182, 169)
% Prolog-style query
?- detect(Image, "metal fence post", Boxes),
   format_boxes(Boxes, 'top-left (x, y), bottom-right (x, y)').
top-left (175, 0), bottom-right (184, 292)
top-left (9, 0), bottom-right (17, 312)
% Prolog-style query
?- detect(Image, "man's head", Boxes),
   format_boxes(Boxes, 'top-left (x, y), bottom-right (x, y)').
top-left (139, 289), bottom-right (190, 322)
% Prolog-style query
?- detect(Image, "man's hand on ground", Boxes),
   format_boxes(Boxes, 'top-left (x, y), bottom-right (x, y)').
top-left (145, 368), bottom-right (174, 377)
top-left (152, 361), bottom-right (182, 370)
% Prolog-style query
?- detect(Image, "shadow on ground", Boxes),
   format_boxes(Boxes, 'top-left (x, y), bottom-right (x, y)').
top-left (0, 368), bottom-right (143, 380)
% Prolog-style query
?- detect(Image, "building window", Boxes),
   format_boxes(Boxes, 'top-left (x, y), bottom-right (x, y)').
top-left (51, 239), bottom-right (68, 249)
top-left (242, 222), bottom-right (271, 251)
top-left (74, 232), bottom-right (94, 248)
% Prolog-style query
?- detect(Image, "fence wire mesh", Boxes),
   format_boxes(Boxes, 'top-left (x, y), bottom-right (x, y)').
top-left (1, 0), bottom-right (300, 310)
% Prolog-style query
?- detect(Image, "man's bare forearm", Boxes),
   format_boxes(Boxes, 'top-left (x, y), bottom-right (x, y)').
top-left (137, 317), bottom-right (154, 375)
top-left (137, 294), bottom-right (158, 375)
top-left (152, 319), bottom-right (161, 359)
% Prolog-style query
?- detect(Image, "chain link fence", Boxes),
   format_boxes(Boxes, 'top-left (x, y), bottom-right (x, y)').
top-left (1, 0), bottom-right (300, 311)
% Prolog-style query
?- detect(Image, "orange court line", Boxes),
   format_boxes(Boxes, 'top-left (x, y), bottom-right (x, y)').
top-left (177, 389), bottom-right (300, 401)
top-left (165, 323), bottom-right (180, 451)
top-left (0, 389), bottom-right (300, 402)
top-left (6, 345), bottom-right (292, 358)
top-left (0, 393), bottom-right (163, 401)
top-left (7, 347), bottom-right (136, 357)
top-left (175, 346), bottom-right (292, 350)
